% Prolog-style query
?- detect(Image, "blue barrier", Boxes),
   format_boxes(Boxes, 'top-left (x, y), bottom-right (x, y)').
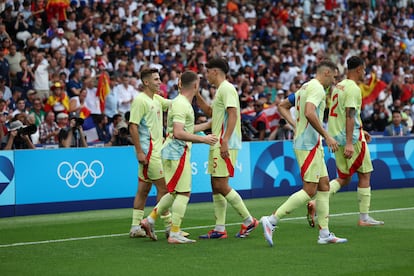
top-left (1, 137), bottom-right (413, 217)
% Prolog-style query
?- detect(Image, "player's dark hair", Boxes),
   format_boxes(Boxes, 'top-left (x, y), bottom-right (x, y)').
top-left (347, 56), bottom-right (364, 70)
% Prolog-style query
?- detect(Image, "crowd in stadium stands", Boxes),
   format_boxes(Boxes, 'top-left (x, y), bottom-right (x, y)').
top-left (0, 0), bottom-right (413, 149)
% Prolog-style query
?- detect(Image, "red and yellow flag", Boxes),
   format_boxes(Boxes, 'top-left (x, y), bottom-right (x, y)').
top-left (96, 71), bottom-right (110, 113)
top-left (360, 72), bottom-right (387, 107)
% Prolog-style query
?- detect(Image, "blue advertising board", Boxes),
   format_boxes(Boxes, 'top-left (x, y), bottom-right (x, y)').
top-left (14, 147), bottom-right (138, 204)
top-left (1, 136), bottom-right (413, 217)
top-left (0, 151), bottom-right (16, 206)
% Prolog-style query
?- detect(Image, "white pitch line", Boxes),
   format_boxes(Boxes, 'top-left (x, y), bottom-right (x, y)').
top-left (1, 207), bottom-right (413, 248)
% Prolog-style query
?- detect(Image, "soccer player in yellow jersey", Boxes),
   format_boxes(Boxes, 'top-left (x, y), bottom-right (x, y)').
top-left (261, 59), bottom-right (348, 246)
top-left (141, 71), bottom-right (218, 244)
top-left (128, 68), bottom-right (172, 238)
top-left (306, 56), bottom-right (384, 227)
top-left (196, 57), bottom-right (259, 239)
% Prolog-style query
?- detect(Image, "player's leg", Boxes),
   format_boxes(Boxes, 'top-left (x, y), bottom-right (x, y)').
top-left (261, 149), bottom-right (318, 246)
top-left (306, 145), bottom-right (352, 228)
top-left (199, 149), bottom-right (229, 239)
top-left (316, 175), bottom-right (348, 245)
top-left (130, 179), bottom-right (152, 238)
top-left (140, 156), bottom-right (169, 241)
top-left (357, 172), bottom-right (384, 226)
top-left (311, 147), bottom-right (347, 244)
top-left (356, 142), bottom-right (384, 225)
top-left (167, 192), bottom-right (196, 244)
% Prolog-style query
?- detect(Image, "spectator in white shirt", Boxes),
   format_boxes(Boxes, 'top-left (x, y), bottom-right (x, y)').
top-left (115, 74), bottom-right (137, 115)
top-left (83, 77), bottom-right (101, 116)
top-left (32, 52), bottom-right (49, 100)
top-left (50, 28), bottom-right (68, 56)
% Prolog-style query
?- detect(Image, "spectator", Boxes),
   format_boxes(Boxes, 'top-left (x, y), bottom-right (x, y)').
top-left (32, 51), bottom-right (49, 100)
top-left (0, 108), bottom-right (7, 141)
top-left (95, 114), bottom-right (111, 144)
top-left (5, 43), bottom-right (24, 84)
top-left (279, 62), bottom-right (298, 92)
top-left (24, 113), bottom-right (39, 145)
top-left (11, 98), bottom-right (27, 117)
top-left (251, 100), bottom-right (270, 140)
top-left (8, 89), bottom-right (23, 112)
top-left (383, 110), bottom-right (410, 136)
top-left (58, 114), bottom-right (87, 148)
top-left (83, 77), bottom-right (101, 117)
top-left (107, 120), bottom-right (132, 146)
top-left (115, 74), bottom-right (136, 116)
top-left (14, 12), bottom-right (31, 47)
top-left (56, 112), bottom-right (69, 129)
top-left (270, 118), bottom-right (294, 140)
top-left (69, 87), bottom-right (89, 118)
top-left (25, 89), bottom-right (37, 111)
top-left (51, 28), bottom-right (68, 57)
top-left (0, 75), bottom-right (12, 102)
top-left (1, 119), bottom-right (35, 149)
top-left (44, 81), bottom-right (69, 115)
top-left (15, 59), bottom-right (34, 96)
top-left (66, 69), bottom-right (82, 98)
top-left (370, 101), bottom-right (389, 132)
top-left (104, 75), bottom-right (119, 121)
top-left (0, 45), bottom-right (10, 86)
top-left (29, 97), bottom-right (45, 127)
top-left (403, 105), bottom-right (413, 132)
top-left (39, 111), bottom-right (60, 144)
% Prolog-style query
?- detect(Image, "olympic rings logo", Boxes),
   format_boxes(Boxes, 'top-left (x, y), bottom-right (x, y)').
top-left (57, 160), bottom-right (104, 188)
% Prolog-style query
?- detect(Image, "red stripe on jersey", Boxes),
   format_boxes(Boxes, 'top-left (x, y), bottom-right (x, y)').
top-left (167, 146), bottom-right (188, 192)
top-left (224, 156), bottom-right (235, 177)
top-left (300, 139), bottom-right (320, 179)
top-left (337, 141), bottom-right (366, 179)
top-left (143, 135), bottom-right (153, 180)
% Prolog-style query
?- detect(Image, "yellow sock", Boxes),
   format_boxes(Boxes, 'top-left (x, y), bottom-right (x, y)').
top-left (316, 191), bottom-right (330, 230)
top-left (225, 189), bottom-right (251, 221)
top-left (213, 193), bottom-right (227, 226)
top-left (275, 189), bottom-right (310, 220)
top-left (160, 213), bottom-right (172, 229)
top-left (329, 179), bottom-right (341, 197)
top-left (171, 194), bottom-right (189, 232)
top-left (358, 187), bottom-right (371, 214)
top-left (132, 209), bottom-right (144, 226)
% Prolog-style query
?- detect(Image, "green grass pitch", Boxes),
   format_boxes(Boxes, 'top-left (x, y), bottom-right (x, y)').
top-left (1, 187), bottom-right (413, 275)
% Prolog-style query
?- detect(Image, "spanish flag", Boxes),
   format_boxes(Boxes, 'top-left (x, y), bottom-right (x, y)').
top-left (96, 71), bottom-right (110, 113)
top-left (46, 0), bottom-right (69, 23)
top-left (360, 72), bottom-right (387, 107)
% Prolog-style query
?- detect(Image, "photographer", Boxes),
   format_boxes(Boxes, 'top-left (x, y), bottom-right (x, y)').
top-left (1, 120), bottom-right (36, 150)
top-left (251, 101), bottom-right (270, 140)
top-left (107, 120), bottom-right (133, 146)
top-left (58, 115), bottom-right (87, 148)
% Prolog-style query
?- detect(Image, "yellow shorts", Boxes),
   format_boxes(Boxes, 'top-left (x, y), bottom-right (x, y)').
top-left (138, 154), bottom-right (164, 182)
top-left (294, 146), bottom-right (328, 183)
top-left (334, 141), bottom-right (373, 178)
top-left (208, 148), bottom-right (238, 177)
top-left (164, 149), bottom-right (192, 193)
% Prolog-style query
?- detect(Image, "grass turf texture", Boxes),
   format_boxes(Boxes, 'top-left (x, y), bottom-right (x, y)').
top-left (1, 187), bottom-right (413, 275)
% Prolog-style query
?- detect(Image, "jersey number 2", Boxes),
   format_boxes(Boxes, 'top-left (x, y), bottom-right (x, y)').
top-left (329, 93), bottom-right (339, 117)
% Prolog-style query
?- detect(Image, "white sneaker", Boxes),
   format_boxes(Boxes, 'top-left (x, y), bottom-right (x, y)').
top-left (260, 216), bottom-right (276, 247)
top-left (141, 218), bottom-right (157, 241)
top-left (129, 225), bottom-right (146, 238)
top-left (317, 232), bottom-right (348, 245)
top-left (165, 227), bottom-right (190, 238)
top-left (358, 216), bottom-right (384, 226)
top-left (168, 233), bottom-right (196, 244)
